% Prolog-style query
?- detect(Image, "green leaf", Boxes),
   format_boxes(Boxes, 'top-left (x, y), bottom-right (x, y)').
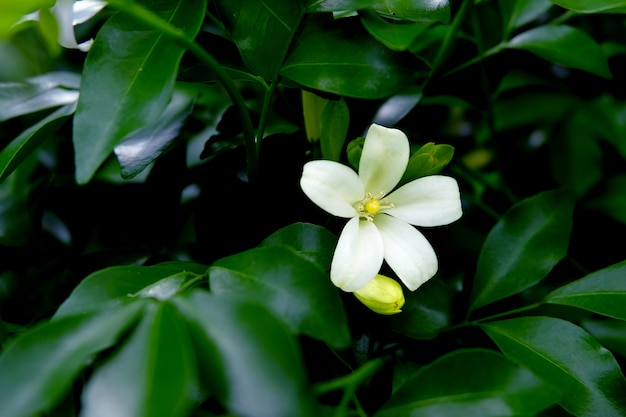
top-left (371, 0), bottom-right (451, 23)
top-left (482, 316), bottom-right (626, 417)
top-left (544, 259), bottom-right (626, 320)
top-left (398, 142), bottom-right (455, 186)
top-left (498, 0), bottom-right (553, 39)
top-left (493, 92), bottom-right (577, 131)
top-left (506, 25), bottom-right (612, 78)
top-left (260, 222), bottom-right (338, 270)
top-left (0, 102), bottom-right (75, 184)
top-left (320, 97), bottom-right (350, 162)
top-left (0, 0), bottom-right (55, 39)
top-left (360, 10), bottom-right (432, 51)
top-left (209, 245), bottom-right (350, 348)
top-left (81, 302), bottom-right (199, 417)
top-left (549, 0), bottom-right (626, 13)
top-left (54, 262), bottom-right (207, 319)
top-left (469, 189), bottom-right (575, 312)
top-left (389, 279), bottom-right (454, 340)
top-left (377, 348), bottom-right (559, 417)
top-left (582, 318), bottom-right (626, 358)
top-left (114, 85), bottom-right (196, 179)
top-left (176, 291), bottom-right (318, 417)
top-left (280, 15), bottom-right (428, 99)
top-left (215, 0), bottom-right (305, 79)
top-left (584, 174), bottom-right (626, 225)
top-left (72, 0), bottom-right (206, 184)
top-left (0, 302), bottom-right (144, 417)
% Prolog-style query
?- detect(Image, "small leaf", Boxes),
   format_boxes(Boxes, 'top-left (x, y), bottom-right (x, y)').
top-left (260, 222), bottom-right (338, 270)
top-left (398, 142), bottom-right (455, 186)
top-left (506, 25), bottom-right (612, 78)
top-left (320, 97), bottom-right (350, 162)
top-left (176, 291), bottom-right (317, 417)
top-left (0, 0), bottom-right (55, 39)
top-left (482, 316), bottom-right (626, 417)
top-left (360, 10), bottom-right (432, 51)
top-left (544, 259), bottom-right (626, 320)
top-left (549, 0), bottom-right (626, 13)
top-left (377, 348), bottom-right (559, 417)
top-left (73, 0), bottom-right (206, 184)
top-left (81, 302), bottom-right (199, 417)
top-left (499, 0), bottom-right (553, 38)
top-left (209, 245), bottom-right (350, 348)
top-left (469, 189), bottom-right (574, 312)
top-left (0, 302), bottom-right (144, 417)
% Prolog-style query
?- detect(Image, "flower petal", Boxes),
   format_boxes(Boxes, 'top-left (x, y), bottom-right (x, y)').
top-left (375, 214), bottom-right (438, 291)
top-left (331, 217), bottom-right (384, 292)
top-left (385, 175), bottom-right (462, 226)
top-left (301, 160), bottom-right (363, 218)
top-left (359, 124), bottom-right (409, 196)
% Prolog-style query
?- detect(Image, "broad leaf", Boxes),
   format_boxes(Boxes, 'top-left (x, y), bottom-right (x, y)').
top-left (377, 348), bottom-right (559, 417)
top-left (360, 10), bottom-right (432, 51)
top-left (281, 15), bottom-right (428, 99)
top-left (260, 222), bottom-right (338, 270)
top-left (582, 318), bottom-right (626, 358)
top-left (209, 245), bottom-right (350, 348)
top-left (54, 262), bottom-right (207, 318)
top-left (176, 291), bottom-right (317, 417)
top-left (371, 0), bottom-right (451, 23)
top-left (0, 302), bottom-right (144, 417)
top-left (499, 0), bottom-right (553, 39)
top-left (482, 316), bottom-right (626, 417)
top-left (544, 259), bottom-right (626, 320)
top-left (549, 0), bottom-right (626, 13)
top-left (81, 302), bottom-right (199, 417)
top-left (215, 0), bottom-right (305, 79)
top-left (469, 189), bottom-right (574, 312)
top-left (506, 25), bottom-right (612, 78)
top-left (73, 0), bottom-right (206, 184)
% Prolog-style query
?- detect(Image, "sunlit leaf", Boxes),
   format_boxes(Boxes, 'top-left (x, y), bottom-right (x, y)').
top-left (549, 0), bottom-right (626, 13)
top-left (544, 259), bottom-right (626, 320)
top-left (371, 0), bottom-right (451, 23)
top-left (209, 245), bottom-right (350, 348)
top-left (73, 0), bottom-right (206, 184)
top-left (482, 317), bottom-right (626, 417)
top-left (0, 0), bottom-right (55, 38)
top-left (377, 348), bottom-right (559, 417)
top-left (469, 189), bottom-right (575, 312)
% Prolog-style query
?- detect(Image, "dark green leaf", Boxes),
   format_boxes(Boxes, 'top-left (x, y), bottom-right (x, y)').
top-left (377, 348), bottom-right (559, 417)
top-left (549, 0), bottom-right (626, 13)
top-left (215, 0), bottom-right (305, 79)
top-left (482, 316), bottom-right (626, 417)
top-left (371, 0), bottom-right (451, 23)
top-left (209, 245), bottom-right (350, 348)
top-left (54, 262), bottom-right (207, 318)
top-left (360, 10), bottom-right (432, 51)
top-left (0, 302), bottom-right (144, 417)
top-left (584, 174), bottom-right (626, 225)
top-left (176, 291), bottom-right (318, 417)
top-left (81, 302), bottom-right (199, 417)
top-left (320, 97), bottom-right (349, 162)
top-left (281, 16), bottom-right (428, 99)
top-left (506, 25), bottom-right (612, 78)
top-left (0, 102), bottom-right (75, 184)
top-left (469, 189), bottom-right (574, 312)
top-left (389, 279), bottom-right (454, 340)
top-left (493, 92), bottom-right (577, 131)
top-left (73, 0), bottom-right (206, 184)
top-left (498, 0), bottom-right (553, 38)
top-left (582, 318), bottom-right (626, 358)
top-left (307, 0), bottom-right (378, 13)
top-left (260, 222), bottom-right (338, 270)
top-left (544, 259), bottom-right (626, 320)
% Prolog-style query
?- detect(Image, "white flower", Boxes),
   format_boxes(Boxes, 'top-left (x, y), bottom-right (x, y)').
top-left (300, 123), bottom-right (462, 292)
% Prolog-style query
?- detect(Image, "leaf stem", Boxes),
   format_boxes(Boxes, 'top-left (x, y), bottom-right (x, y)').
top-left (104, 0), bottom-right (259, 180)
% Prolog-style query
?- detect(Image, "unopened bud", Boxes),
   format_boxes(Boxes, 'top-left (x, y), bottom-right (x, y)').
top-left (354, 274), bottom-right (405, 315)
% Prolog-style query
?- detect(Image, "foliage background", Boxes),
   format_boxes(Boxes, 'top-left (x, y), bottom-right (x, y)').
top-left (2, 0), bottom-right (626, 416)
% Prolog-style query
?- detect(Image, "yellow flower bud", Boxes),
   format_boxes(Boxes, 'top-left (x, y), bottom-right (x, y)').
top-left (354, 274), bottom-right (405, 315)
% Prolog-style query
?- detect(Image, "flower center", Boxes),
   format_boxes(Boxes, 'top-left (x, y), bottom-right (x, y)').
top-left (356, 192), bottom-right (394, 221)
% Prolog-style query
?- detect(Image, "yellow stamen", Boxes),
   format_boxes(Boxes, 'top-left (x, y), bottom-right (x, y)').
top-left (365, 199), bottom-right (381, 215)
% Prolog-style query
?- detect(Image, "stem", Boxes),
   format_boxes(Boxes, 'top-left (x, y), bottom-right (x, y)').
top-left (105, 0), bottom-right (258, 179)
top-left (314, 357), bottom-right (386, 395)
top-left (442, 43), bottom-right (505, 78)
top-left (255, 79), bottom-right (278, 155)
top-left (473, 302), bottom-right (544, 323)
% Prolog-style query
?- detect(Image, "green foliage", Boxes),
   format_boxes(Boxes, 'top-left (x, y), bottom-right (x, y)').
top-left (2, 0), bottom-right (626, 416)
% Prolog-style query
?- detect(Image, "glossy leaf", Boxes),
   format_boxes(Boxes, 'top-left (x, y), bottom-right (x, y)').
top-left (0, 102), bottom-right (75, 184)
top-left (582, 318), bottom-right (626, 358)
top-left (215, 0), bottom-right (305, 79)
top-left (114, 86), bottom-right (195, 179)
top-left (81, 302), bottom-right (199, 417)
top-left (549, 0), bottom-right (626, 13)
top-left (469, 189), bottom-right (574, 312)
top-left (0, 302), bottom-right (144, 417)
top-left (209, 245), bottom-right (350, 348)
top-left (72, 0), bottom-right (206, 184)
top-left (389, 279), bottom-right (453, 340)
top-left (372, 85), bottom-right (422, 126)
top-left (371, 0), bottom-right (451, 23)
top-left (499, 0), bottom-right (552, 38)
top-left (482, 317), bottom-right (626, 417)
top-left (281, 16), bottom-right (428, 99)
top-left (306, 0), bottom-right (377, 12)
top-left (377, 348), bottom-right (559, 417)
top-left (54, 262), bottom-right (207, 319)
top-left (360, 10), bottom-right (431, 51)
top-left (177, 291), bottom-right (317, 417)
top-left (260, 222), bottom-right (338, 270)
top-left (544, 259), bottom-right (626, 320)
top-left (399, 142), bottom-right (455, 186)
top-left (506, 25), bottom-right (612, 78)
